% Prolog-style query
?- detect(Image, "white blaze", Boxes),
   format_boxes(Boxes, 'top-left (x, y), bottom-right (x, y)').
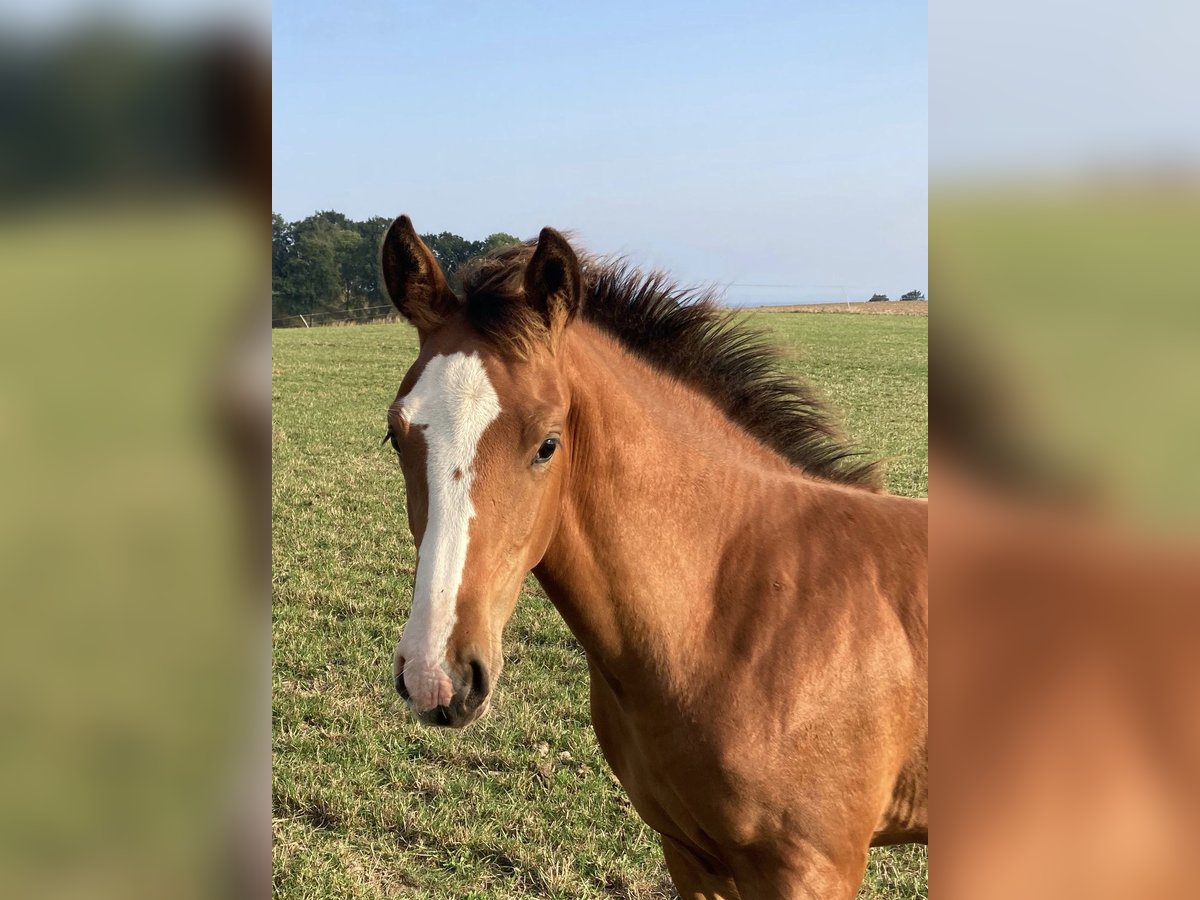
top-left (394, 352), bottom-right (501, 712)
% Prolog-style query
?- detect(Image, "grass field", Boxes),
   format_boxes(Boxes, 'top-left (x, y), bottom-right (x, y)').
top-left (272, 311), bottom-right (928, 899)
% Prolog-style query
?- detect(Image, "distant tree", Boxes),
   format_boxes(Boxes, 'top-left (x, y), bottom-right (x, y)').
top-left (900, 290), bottom-right (925, 301)
top-left (272, 212), bottom-right (360, 321)
top-left (348, 216), bottom-right (392, 306)
top-left (868, 293), bottom-right (890, 302)
top-left (479, 232), bottom-right (522, 255)
top-left (272, 213), bottom-right (292, 295)
top-left (420, 232), bottom-right (478, 280)
top-left (308, 209), bottom-right (353, 230)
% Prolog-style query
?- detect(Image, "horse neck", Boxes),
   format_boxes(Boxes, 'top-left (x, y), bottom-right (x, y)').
top-left (533, 322), bottom-right (797, 699)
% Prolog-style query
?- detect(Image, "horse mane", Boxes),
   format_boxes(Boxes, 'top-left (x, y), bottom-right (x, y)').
top-left (458, 241), bottom-right (883, 489)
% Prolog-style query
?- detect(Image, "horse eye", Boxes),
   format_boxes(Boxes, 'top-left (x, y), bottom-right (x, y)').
top-left (534, 437), bottom-right (558, 464)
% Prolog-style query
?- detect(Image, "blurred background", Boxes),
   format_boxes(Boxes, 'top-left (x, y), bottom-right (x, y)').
top-left (931, 0), bottom-right (1200, 896)
top-left (0, 2), bottom-right (268, 899)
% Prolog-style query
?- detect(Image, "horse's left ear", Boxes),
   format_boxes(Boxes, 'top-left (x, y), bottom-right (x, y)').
top-left (524, 227), bottom-right (583, 335)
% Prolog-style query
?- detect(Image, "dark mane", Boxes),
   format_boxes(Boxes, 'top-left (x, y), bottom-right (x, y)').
top-left (459, 241), bottom-right (882, 489)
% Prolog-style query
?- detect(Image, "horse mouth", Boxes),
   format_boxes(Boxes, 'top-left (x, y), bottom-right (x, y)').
top-left (412, 694), bottom-right (490, 729)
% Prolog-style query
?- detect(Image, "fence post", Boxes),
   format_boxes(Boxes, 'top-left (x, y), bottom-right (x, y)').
top-left (300, 314), bottom-right (310, 328)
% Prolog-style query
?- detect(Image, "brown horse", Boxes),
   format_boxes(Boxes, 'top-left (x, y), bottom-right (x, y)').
top-left (379, 215), bottom-right (927, 899)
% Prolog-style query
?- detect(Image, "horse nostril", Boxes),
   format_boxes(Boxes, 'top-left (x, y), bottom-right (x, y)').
top-left (469, 659), bottom-right (488, 698)
top-left (394, 671), bottom-right (410, 700)
top-left (436, 705), bottom-right (451, 725)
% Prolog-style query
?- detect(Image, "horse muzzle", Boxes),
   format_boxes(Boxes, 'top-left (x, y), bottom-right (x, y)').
top-left (394, 653), bottom-right (491, 729)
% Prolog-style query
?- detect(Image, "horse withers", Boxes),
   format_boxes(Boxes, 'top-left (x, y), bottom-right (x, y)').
top-left (379, 215), bottom-right (927, 899)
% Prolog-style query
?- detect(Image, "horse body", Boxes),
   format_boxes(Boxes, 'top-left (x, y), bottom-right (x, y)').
top-left (531, 324), bottom-right (928, 896)
top-left (377, 217), bottom-right (927, 898)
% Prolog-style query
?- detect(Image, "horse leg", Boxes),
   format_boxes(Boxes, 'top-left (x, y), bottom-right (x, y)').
top-left (660, 834), bottom-right (741, 900)
top-left (728, 845), bottom-right (866, 900)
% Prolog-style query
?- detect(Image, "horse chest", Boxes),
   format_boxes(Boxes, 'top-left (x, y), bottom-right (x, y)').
top-left (587, 670), bottom-right (755, 849)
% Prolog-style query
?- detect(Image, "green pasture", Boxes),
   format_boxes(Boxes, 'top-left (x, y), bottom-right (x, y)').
top-left (272, 311), bottom-right (928, 898)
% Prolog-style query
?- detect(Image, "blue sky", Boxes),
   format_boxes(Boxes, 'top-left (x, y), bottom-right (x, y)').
top-left (273, 1), bottom-right (926, 305)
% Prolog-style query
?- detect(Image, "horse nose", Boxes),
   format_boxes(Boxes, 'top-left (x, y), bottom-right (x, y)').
top-left (398, 656), bottom-right (492, 728)
top-left (468, 657), bottom-right (489, 700)
top-left (392, 657), bottom-right (483, 702)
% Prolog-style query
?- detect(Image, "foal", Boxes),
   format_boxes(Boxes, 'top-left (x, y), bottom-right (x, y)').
top-left (380, 216), bottom-right (927, 899)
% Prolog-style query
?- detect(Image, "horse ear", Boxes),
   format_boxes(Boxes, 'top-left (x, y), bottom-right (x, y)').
top-left (380, 215), bottom-right (459, 334)
top-left (524, 227), bottom-right (583, 336)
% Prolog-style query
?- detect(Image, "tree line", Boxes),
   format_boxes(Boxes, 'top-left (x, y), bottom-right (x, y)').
top-left (272, 211), bottom-right (520, 326)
